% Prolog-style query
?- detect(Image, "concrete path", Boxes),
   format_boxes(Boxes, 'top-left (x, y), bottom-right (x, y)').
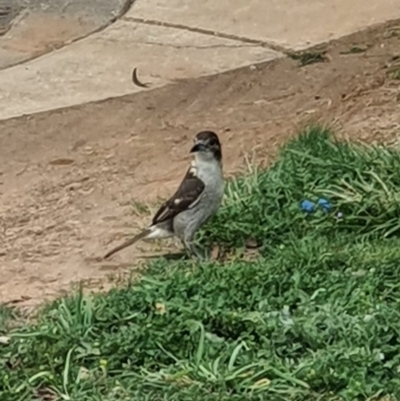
top-left (1, 0), bottom-right (399, 120)
top-left (130, 0), bottom-right (400, 50)
top-left (0, 0), bottom-right (131, 69)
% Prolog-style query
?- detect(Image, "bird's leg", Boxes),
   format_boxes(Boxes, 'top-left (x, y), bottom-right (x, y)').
top-left (183, 238), bottom-right (206, 260)
top-left (178, 239), bottom-right (191, 259)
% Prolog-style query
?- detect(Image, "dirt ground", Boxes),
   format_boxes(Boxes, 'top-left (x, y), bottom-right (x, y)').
top-left (1, 20), bottom-right (400, 306)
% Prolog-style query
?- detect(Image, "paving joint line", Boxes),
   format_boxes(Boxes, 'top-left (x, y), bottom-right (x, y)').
top-left (122, 16), bottom-right (293, 56)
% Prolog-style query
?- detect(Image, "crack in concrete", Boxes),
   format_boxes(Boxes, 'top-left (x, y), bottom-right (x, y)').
top-left (100, 37), bottom-right (256, 50)
top-left (122, 16), bottom-right (289, 55)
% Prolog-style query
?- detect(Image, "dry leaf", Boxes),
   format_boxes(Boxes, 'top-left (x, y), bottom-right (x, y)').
top-left (155, 302), bottom-right (167, 315)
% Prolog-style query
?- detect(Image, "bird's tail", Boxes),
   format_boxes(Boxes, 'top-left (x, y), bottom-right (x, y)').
top-left (103, 229), bottom-right (152, 259)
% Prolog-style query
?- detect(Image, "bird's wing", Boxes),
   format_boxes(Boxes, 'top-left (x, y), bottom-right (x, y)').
top-left (152, 166), bottom-right (205, 225)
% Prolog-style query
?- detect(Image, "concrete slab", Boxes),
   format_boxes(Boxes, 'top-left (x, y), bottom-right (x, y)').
top-left (0, 0), bottom-right (130, 70)
top-left (0, 19), bottom-right (280, 120)
top-left (128, 0), bottom-right (400, 50)
top-left (1, 0), bottom-right (399, 120)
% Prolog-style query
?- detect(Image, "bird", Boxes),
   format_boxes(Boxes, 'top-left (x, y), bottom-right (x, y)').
top-left (104, 130), bottom-right (224, 259)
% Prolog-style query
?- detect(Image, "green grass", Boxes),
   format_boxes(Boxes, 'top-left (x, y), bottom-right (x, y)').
top-left (392, 69), bottom-right (400, 80)
top-left (340, 45), bottom-right (369, 55)
top-left (0, 305), bottom-right (15, 332)
top-left (1, 126), bottom-right (400, 401)
top-left (289, 50), bottom-right (328, 66)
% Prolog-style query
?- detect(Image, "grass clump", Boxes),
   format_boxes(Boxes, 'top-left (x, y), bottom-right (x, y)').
top-left (202, 127), bottom-right (400, 250)
top-left (392, 68), bottom-right (400, 80)
top-left (289, 50), bottom-right (328, 66)
top-left (1, 126), bottom-right (400, 401)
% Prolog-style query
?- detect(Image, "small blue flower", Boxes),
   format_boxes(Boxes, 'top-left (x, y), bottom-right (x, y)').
top-left (317, 198), bottom-right (332, 212)
top-left (300, 200), bottom-right (316, 213)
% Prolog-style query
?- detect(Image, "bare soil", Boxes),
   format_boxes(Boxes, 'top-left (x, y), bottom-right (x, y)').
top-left (1, 20), bottom-right (400, 306)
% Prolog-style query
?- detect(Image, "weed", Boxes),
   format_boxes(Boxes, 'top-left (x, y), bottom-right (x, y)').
top-left (340, 45), bottom-right (368, 54)
top-left (289, 51), bottom-right (328, 66)
top-left (0, 305), bottom-right (17, 332)
top-left (392, 68), bottom-right (400, 80)
top-left (132, 199), bottom-right (151, 216)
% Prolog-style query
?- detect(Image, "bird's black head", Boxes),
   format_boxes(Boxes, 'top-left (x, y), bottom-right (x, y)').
top-left (190, 131), bottom-right (222, 162)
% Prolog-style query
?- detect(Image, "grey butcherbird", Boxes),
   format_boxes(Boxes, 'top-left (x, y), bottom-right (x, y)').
top-left (104, 131), bottom-right (224, 259)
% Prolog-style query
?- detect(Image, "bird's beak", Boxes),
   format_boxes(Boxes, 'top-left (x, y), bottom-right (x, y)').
top-left (190, 141), bottom-right (207, 153)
